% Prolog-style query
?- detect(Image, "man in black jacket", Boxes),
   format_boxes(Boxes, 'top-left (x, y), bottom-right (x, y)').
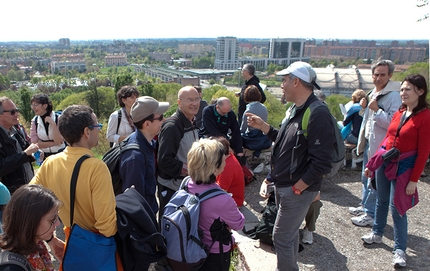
top-left (246, 62), bottom-right (334, 271)
top-left (0, 97), bottom-right (39, 226)
top-left (237, 63), bottom-right (266, 124)
top-left (0, 97), bottom-right (39, 194)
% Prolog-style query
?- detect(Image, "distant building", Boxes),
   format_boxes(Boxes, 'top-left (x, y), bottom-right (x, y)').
top-left (214, 37), bottom-right (240, 70)
top-left (105, 54), bottom-right (127, 66)
top-left (50, 60), bottom-right (86, 73)
top-left (305, 39), bottom-right (427, 63)
top-left (51, 54), bottom-right (85, 62)
top-left (132, 64), bottom-right (199, 86)
top-left (237, 38), bottom-right (310, 70)
top-left (149, 52), bottom-right (172, 62)
top-left (178, 44), bottom-right (213, 56)
top-left (59, 38), bottom-right (70, 47)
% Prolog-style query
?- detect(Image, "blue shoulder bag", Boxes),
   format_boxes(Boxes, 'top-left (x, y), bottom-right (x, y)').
top-left (62, 155), bottom-right (118, 271)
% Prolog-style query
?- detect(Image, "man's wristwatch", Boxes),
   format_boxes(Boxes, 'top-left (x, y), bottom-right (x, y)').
top-left (292, 185), bottom-right (301, 195)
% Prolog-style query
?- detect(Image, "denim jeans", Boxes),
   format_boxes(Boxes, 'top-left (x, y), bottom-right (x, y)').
top-left (361, 141), bottom-right (376, 218)
top-left (373, 163), bottom-right (408, 251)
top-left (345, 133), bottom-right (358, 145)
top-left (273, 186), bottom-right (318, 271)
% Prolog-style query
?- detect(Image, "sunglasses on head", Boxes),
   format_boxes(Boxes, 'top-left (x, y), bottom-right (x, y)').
top-left (3, 108), bottom-right (20, 115)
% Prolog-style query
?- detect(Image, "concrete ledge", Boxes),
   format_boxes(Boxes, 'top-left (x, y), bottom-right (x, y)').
top-left (234, 205), bottom-right (277, 271)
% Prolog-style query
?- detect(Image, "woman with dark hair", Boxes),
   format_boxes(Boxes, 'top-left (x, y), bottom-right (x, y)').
top-left (240, 85), bottom-right (271, 157)
top-left (186, 139), bottom-right (244, 271)
top-left (30, 94), bottom-right (65, 159)
top-left (106, 85), bottom-right (139, 147)
top-left (0, 184), bottom-right (62, 270)
top-left (361, 74), bottom-right (430, 267)
top-left (213, 136), bottom-right (245, 207)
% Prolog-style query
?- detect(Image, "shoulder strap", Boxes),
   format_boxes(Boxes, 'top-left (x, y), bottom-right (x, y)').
top-left (34, 116), bottom-right (39, 130)
top-left (69, 155), bottom-right (91, 225)
top-left (0, 251), bottom-right (32, 271)
top-left (181, 177), bottom-right (226, 201)
top-left (301, 101), bottom-right (325, 138)
top-left (116, 109), bottom-right (122, 134)
top-left (119, 137), bottom-right (147, 166)
top-left (198, 188), bottom-right (227, 202)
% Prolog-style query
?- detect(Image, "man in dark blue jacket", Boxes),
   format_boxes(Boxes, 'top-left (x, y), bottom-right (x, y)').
top-left (119, 96), bottom-right (169, 215)
top-left (199, 97), bottom-right (244, 158)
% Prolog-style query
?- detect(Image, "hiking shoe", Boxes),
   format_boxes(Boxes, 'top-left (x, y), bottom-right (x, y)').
top-left (351, 213), bottom-right (374, 227)
top-left (361, 232), bottom-right (382, 244)
top-left (302, 228), bottom-right (313, 244)
top-left (393, 249), bottom-right (406, 267)
top-left (349, 206), bottom-right (365, 216)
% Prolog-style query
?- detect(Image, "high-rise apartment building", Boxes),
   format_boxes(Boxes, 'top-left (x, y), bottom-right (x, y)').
top-left (214, 37), bottom-right (240, 70)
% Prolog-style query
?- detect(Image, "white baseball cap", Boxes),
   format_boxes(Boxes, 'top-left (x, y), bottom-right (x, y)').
top-left (276, 61), bottom-right (321, 90)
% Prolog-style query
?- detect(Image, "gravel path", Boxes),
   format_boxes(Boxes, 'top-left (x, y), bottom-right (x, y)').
top-left (240, 159), bottom-right (430, 271)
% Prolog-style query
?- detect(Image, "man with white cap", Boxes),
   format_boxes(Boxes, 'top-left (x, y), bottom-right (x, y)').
top-left (119, 96), bottom-right (169, 215)
top-left (247, 61), bottom-right (334, 271)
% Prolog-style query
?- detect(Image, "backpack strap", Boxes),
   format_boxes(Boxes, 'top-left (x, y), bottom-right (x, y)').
top-left (0, 251), bottom-right (33, 271)
top-left (119, 136), bottom-right (147, 166)
top-left (116, 109), bottom-right (122, 135)
top-left (301, 101), bottom-right (324, 138)
top-left (69, 155), bottom-right (91, 225)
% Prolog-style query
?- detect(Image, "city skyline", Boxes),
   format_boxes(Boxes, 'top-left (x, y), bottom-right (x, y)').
top-left (2, 0), bottom-right (428, 42)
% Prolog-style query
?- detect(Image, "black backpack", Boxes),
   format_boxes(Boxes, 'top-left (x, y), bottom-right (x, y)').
top-left (0, 251), bottom-right (32, 271)
top-left (243, 192), bottom-right (277, 246)
top-left (102, 136), bottom-right (146, 195)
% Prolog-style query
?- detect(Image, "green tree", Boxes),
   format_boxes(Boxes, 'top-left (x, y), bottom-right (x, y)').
top-left (19, 87), bottom-right (32, 123)
top-left (114, 74), bottom-right (134, 91)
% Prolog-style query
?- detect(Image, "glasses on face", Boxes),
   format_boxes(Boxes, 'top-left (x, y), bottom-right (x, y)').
top-left (31, 103), bottom-right (40, 108)
top-left (150, 114), bottom-right (164, 122)
top-left (37, 213), bottom-right (60, 236)
top-left (88, 123), bottom-right (103, 130)
top-left (181, 97), bottom-right (202, 103)
top-left (3, 108), bottom-right (20, 115)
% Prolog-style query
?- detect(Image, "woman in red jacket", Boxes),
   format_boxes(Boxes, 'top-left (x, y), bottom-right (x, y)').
top-left (361, 74), bottom-right (430, 268)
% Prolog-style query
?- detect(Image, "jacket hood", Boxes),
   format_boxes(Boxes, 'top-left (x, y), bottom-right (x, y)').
top-left (379, 80), bottom-right (401, 95)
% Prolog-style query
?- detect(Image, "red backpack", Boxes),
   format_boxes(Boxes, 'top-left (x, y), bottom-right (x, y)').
top-left (242, 163), bottom-right (256, 186)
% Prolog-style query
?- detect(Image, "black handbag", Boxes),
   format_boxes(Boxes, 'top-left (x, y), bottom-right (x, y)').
top-left (382, 147), bottom-right (400, 163)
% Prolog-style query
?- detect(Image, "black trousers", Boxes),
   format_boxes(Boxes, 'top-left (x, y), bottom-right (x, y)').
top-left (200, 251), bottom-right (231, 271)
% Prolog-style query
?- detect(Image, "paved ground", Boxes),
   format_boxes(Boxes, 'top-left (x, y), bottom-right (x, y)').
top-left (235, 156), bottom-right (430, 271)
top-left (50, 156), bottom-right (430, 271)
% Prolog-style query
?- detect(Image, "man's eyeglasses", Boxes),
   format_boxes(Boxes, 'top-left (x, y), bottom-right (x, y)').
top-left (181, 97), bottom-right (202, 103)
top-left (3, 108), bottom-right (20, 115)
top-left (88, 123), bottom-right (103, 130)
top-left (31, 103), bottom-right (40, 108)
top-left (150, 114), bottom-right (164, 122)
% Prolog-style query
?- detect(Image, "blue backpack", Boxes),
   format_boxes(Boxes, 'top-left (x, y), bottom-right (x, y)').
top-left (161, 177), bottom-right (227, 270)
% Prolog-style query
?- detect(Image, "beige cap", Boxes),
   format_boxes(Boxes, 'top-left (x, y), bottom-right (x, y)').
top-left (131, 96), bottom-right (170, 122)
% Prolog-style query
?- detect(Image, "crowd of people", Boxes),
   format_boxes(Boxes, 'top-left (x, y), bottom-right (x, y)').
top-left (0, 59), bottom-right (428, 271)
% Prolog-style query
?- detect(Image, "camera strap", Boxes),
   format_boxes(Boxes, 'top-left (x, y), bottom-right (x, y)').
top-left (393, 112), bottom-right (410, 148)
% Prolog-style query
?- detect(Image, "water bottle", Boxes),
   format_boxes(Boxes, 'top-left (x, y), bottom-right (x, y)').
top-left (33, 150), bottom-right (43, 166)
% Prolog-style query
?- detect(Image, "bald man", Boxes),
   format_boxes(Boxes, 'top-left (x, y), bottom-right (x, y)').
top-left (157, 86), bottom-right (201, 221)
top-left (199, 97), bottom-right (244, 157)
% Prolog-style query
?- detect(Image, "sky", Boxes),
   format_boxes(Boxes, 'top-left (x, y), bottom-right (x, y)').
top-left (2, 0), bottom-right (429, 42)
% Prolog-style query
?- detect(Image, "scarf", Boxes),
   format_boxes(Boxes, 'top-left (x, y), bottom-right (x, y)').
top-left (26, 241), bottom-right (55, 271)
top-left (124, 108), bottom-right (135, 132)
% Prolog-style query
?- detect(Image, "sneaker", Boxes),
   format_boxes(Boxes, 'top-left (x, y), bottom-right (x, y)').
top-left (302, 228), bottom-right (313, 244)
top-left (393, 249), bottom-right (406, 267)
top-left (349, 206), bottom-right (365, 216)
top-left (361, 232), bottom-right (382, 244)
top-left (351, 213), bottom-right (374, 227)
